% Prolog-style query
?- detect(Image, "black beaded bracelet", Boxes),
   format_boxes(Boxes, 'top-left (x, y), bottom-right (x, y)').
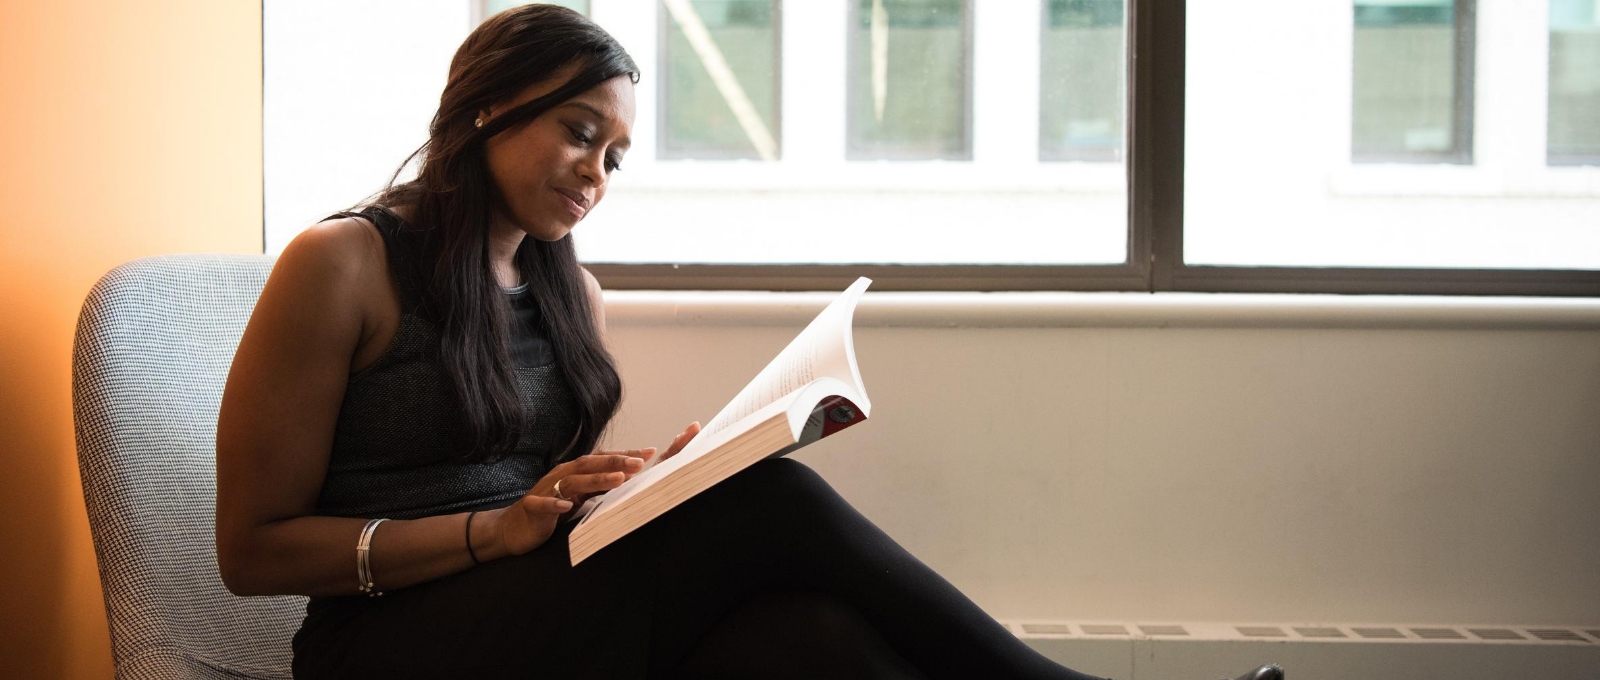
top-left (465, 510), bottom-right (483, 565)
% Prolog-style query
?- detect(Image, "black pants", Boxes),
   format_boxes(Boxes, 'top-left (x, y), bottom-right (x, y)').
top-left (292, 458), bottom-right (1108, 680)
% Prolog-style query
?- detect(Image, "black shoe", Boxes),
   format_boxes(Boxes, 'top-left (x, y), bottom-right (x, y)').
top-left (1225, 663), bottom-right (1284, 680)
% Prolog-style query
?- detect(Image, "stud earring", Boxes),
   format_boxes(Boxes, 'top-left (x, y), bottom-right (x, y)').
top-left (474, 116), bottom-right (485, 129)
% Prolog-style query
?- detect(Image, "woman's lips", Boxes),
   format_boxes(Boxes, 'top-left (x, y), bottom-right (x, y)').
top-left (555, 188), bottom-right (586, 218)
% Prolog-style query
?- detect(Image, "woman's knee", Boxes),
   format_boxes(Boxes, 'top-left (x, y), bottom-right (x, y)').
top-left (713, 457), bottom-right (836, 506)
top-left (658, 458), bottom-right (853, 540)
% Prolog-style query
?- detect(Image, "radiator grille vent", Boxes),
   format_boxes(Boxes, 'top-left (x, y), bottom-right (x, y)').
top-left (1353, 627), bottom-right (1407, 639)
top-left (1413, 627), bottom-right (1467, 640)
top-left (1238, 626), bottom-right (1288, 637)
top-left (1082, 624), bottom-right (1128, 635)
top-left (1021, 623), bottom-right (1071, 635)
top-left (1528, 629), bottom-right (1588, 642)
top-left (1294, 627), bottom-right (1346, 638)
top-left (1139, 625), bottom-right (1189, 636)
top-left (1469, 628), bottom-right (1525, 641)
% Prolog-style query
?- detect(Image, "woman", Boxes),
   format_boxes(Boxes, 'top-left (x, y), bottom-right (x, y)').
top-left (216, 5), bottom-right (1283, 679)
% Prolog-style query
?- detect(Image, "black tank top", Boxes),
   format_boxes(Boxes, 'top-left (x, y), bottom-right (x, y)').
top-left (310, 205), bottom-right (579, 521)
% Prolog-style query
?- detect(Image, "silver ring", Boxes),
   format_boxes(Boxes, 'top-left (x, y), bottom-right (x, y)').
top-left (553, 478), bottom-right (571, 501)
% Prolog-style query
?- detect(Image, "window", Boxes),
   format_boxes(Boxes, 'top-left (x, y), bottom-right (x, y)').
top-left (1183, 0), bottom-right (1600, 276)
top-left (1040, 0), bottom-right (1125, 162)
top-left (845, 0), bottom-right (973, 160)
top-left (264, 1), bottom-right (1600, 295)
top-left (1549, 0), bottom-right (1600, 165)
top-left (1351, 0), bottom-right (1474, 163)
top-left (659, 0), bottom-right (781, 160)
top-left (580, 0), bottom-right (1126, 271)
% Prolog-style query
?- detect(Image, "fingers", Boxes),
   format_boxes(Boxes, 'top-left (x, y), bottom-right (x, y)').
top-left (559, 470), bottom-right (629, 497)
top-left (600, 447), bottom-right (657, 466)
top-left (662, 421), bottom-right (702, 460)
top-left (563, 452), bottom-right (646, 475)
top-left (521, 493), bottom-right (573, 515)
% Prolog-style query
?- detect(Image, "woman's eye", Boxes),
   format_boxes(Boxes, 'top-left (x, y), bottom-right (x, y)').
top-left (569, 127), bottom-right (592, 145)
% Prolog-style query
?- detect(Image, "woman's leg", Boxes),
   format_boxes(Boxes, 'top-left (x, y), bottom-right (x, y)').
top-left (620, 458), bottom-right (1107, 680)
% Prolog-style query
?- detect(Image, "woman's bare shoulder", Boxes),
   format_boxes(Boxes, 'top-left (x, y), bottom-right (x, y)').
top-left (286, 214), bottom-right (386, 278)
top-left (258, 214), bottom-right (400, 361)
top-left (580, 265), bottom-right (606, 333)
top-left (277, 213), bottom-right (392, 304)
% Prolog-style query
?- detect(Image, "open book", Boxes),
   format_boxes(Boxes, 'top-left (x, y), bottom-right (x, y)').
top-left (567, 277), bottom-right (874, 565)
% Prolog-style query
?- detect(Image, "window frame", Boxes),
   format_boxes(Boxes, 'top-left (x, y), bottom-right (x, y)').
top-left (584, 0), bottom-right (1600, 297)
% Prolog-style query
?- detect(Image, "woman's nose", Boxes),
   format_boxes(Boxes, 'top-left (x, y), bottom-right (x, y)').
top-left (577, 153), bottom-right (605, 185)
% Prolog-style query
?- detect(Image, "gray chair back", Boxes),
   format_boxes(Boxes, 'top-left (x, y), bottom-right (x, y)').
top-left (72, 254), bottom-right (304, 679)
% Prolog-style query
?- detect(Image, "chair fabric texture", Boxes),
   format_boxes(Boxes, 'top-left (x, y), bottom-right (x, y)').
top-left (72, 254), bottom-right (305, 680)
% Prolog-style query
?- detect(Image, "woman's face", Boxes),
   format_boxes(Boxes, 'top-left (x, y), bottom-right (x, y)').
top-left (482, 69), bottom-right (636, 242)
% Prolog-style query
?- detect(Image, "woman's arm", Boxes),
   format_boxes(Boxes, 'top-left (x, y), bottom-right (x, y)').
top-left (214, 218), bottom-right (515, 597)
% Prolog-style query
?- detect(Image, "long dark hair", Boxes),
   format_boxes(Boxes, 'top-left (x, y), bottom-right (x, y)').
top-left (345, 5), bottom-right (635, 464)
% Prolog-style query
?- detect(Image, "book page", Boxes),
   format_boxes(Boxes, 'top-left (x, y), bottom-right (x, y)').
top-left (570, 277), bottom-right (872, 526)
top-left (698, 277), bottom-right (872, 439)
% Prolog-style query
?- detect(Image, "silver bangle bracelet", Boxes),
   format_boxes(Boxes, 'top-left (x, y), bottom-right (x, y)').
top-left (356, 518), bottom-right (389, 597)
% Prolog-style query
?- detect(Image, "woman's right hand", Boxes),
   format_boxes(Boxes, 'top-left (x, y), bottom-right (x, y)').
top-left (492, 452), bottom-right (647, 557)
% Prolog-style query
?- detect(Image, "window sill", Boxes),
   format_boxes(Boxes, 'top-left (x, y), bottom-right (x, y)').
top-left (602, 290), bottom-right (1600, 330)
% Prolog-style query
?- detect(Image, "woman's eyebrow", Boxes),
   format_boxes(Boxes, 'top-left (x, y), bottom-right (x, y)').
top-left (558, 102), bottom-right (631, 149)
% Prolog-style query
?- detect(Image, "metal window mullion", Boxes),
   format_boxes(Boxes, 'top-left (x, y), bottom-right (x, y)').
top-left (1131, 0), bottom-right (1179, 291)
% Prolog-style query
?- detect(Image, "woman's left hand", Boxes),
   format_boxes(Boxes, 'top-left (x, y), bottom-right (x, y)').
top-left (597, 421), bottom-right (702, 482)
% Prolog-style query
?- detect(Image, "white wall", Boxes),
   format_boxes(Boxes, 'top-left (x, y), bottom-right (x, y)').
top-left (600, 293), bottom-right (1600, 627)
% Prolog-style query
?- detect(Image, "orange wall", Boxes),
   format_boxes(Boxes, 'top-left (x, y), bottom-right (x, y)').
top-left (0, 2), bottom-right (262, 677)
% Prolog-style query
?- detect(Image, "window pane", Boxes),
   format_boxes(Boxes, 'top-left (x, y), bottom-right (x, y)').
top-left (485, 0), bottom-right (590, 17)
top-left (1040, 0), bottom-right (1125, 162)
top-left (661, 0), bottom-right (780, 160)
top-left (267, 3), bottom-right (1128, 269)
top-left (1351, 0), bottom-right (1469, 162)
top-left (1186, 0), bottom-right (1600, 270)
top-left (847, 0), bottom-right (971, 160)
top-left (1549, 0), bottom-right (1600, 164)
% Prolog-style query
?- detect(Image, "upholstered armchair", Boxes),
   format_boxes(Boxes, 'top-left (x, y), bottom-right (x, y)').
top-left (72, 255), bottom-right (302, 679)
